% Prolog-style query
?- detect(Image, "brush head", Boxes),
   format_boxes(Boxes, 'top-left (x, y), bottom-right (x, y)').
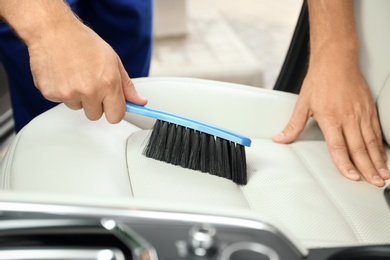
top-left (144, 120), bottom-right (248, 185)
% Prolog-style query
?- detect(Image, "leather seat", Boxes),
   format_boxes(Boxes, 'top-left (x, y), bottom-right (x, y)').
top-left (1, 0), bottom-right (390, 250)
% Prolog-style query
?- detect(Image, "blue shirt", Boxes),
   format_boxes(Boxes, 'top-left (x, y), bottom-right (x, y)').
top-left (0, 0), bottom-right (153, 131)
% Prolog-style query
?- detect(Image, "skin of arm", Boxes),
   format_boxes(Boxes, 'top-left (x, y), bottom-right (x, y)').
top-left (0, 0), bottom-right (147, 123)
top-left (273, 0), bottom-right (389, 187)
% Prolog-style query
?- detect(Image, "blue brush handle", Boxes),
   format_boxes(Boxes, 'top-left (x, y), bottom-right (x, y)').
top-left (126, 102), bottom-right (251, 147)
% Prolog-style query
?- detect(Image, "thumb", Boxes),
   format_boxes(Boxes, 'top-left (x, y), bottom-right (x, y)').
top-left (118, 58), bottom-right (148, 106)
top-left (273, 104), bottom-right (310, 144)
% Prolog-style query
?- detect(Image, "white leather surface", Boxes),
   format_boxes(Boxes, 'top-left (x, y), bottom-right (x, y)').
top-left (1, 77), bottom-right (389, 249)
top-left (0, 105), bottom-right (139, 197)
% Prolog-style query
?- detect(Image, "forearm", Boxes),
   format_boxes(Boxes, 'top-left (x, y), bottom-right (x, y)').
top-left (307, 0), bottom-right (358, 65)
top-left (0, 1), bottom-right (77, 46)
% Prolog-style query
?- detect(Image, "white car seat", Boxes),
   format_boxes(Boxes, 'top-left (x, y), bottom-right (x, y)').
top-left (1, 0), bottom-right (390, 251)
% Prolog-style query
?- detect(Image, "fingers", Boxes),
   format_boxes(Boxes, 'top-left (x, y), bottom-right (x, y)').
top-left (81, 97), bottom-right (104, 121)
top-left (320, 123), bottom-right (361, 181)
top-left (273, 102), bottom-right (309, 144)
top-left (118, 59), bottom-right (148, 106)
top-left (101, 59), bottom-right (148, 124)
top-left (63, 101), bottom-right (82, 111)
top-left (60, 71), bottom-right (125, 123)
top-left (371, 111), bottom-right (388, 163)
top-left (361, 116), bottom-right (390, 180)
top-left (28, 21), bottom-right (146, 126)
top-left (102, 83), bottom-right (126, 124)
top-left (90, 67), bottom-right (124, 124)
top-left (343, 120), bottom-right (385, 187)
top-left (63, 60), bottom-right (146, 124)
top-left (323, 116), bottom-right (389, 187)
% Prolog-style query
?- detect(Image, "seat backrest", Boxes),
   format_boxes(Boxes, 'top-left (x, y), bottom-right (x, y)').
top-left (354, 0), bottom-right (390, 144)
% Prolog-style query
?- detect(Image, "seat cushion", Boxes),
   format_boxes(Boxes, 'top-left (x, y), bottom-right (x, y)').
top-left (1, 77), bottom-right (389, 249)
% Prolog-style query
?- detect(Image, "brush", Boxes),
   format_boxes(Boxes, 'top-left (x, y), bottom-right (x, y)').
top-left (126, 102), bottom-right (252, 185)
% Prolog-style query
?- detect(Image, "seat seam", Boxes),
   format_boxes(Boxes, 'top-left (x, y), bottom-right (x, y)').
top-left (376, 71), bottom-right (390, 146)
top-left (125, 137), bottom-right (135, 198)
top-left (239, 185), bottom-right (257, 210)
top-left (1, 129), bottom-right (24, 190)
top-left (289, 143), bottom-right (363, 243)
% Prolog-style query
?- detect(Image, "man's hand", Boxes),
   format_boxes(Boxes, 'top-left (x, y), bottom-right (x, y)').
top-left (28, 18), bottom-right (147, 123)
top-left (273, 56), bottom-right (389, 187)
top-left (0, 0), bottom-right (147, 123)
top-left (273, 0), bottom-right (389, 187)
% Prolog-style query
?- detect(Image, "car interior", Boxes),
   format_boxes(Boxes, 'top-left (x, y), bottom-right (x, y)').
top-left (1, 0), bottom-right (390, 259)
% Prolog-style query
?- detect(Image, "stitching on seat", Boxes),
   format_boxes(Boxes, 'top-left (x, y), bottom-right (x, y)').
top-left (125, 137), bottom-right (135, 197)
top-left (374, 70), bottom-right (390, 104)
top-left (289, 144), bottom-right (362, 243)
top-left (236, 185), bottom-right (254, 209)
top-left (376, 71), bottom-right (390, 146)
top-left (1, 128), bottom-right (23, 190)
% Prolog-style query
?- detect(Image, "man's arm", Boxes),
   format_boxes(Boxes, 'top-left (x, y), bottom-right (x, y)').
top-left (273, 0), bottom-right (389, 186)
top-left (0, 0), bottom-right (147, 123)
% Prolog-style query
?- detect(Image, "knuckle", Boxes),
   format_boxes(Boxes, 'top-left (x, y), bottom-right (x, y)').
top-left (39, 88), bottom-right (54, 99)
top-left (331, 159), bottom-right (349, 169)
top-left (335, 160), bottom-right (353, 169)
top-left (328, 145), bottom-right (350, 165)
top-left (322, 113), bottom-right (338, 124)
top-left (286, 122), bottom-right (296, 132)
top-left (85, 111), bottom-right (102, 121)
top-left (345, 112), bottom-right (358, 121)
top-left (76, 82), bottom-right (94, 98)
top-left (372, 159), bottom-right (385, 168)
top-left (101, 73), bottom-right (119, 89)
top-left (366, 138), bottom-right (379, 149)
top-left (59, 91), bottom-right (75, 102)
top-left (350, 144), bottom-right (368, 155)
top-left (40, 88), bottom-right (59, 101)
top-left (123, 76), bottom-right (134, 87)
top-left (329, 142), bottom-right (348, 153)
top-left (40, 83), bottom-right (76, 102)
top-left (374, 128), bottom-right (383, 139)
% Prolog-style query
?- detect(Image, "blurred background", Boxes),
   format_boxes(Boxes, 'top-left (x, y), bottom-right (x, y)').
top-left (0, 0), bottom-right (302, 159)
top-left (151, 0), bottom-right (302, 88)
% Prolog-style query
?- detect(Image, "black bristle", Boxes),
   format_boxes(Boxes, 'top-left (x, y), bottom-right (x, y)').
top-left (180, 127), bottom-right (191, 168)
top-left (163, 123), bottom-right (176, 162)
top-left (144, 119), bottom-right (248, 185)
top-left (222, 139), bottom-right (231, 180)
top-left (144, 120), bottom-right (163, 158)
top-left (235, 144), bottom-right (247, 185)
top-left (239, 145), bottom-right (247, 184)
top-left (214, 138), bottom-right (224, 177)
top-left (199, 133), bottom-right (209, 172)
top-left (230, 142), bottom-right (238, 182)
top-left (170, 125), bottom-right (183, 165)
top-left (153, 121), bottom-right (169, 160)
top-left (208, 135), bottom-right (216, 175)
top-left (188, 130), bottom-right (201, 170)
